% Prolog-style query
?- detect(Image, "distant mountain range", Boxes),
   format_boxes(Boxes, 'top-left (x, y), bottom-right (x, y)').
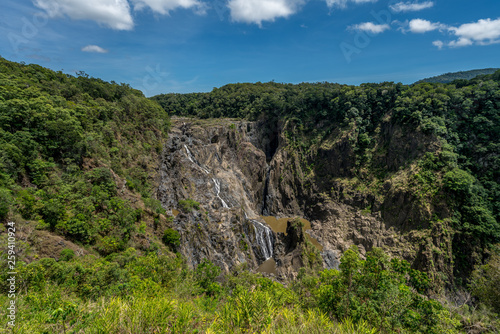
top-left (416, 68), bottom-right (499, 84)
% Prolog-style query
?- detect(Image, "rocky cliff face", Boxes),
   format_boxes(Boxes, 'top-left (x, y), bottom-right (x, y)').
top-left (157, 117), bottom-right (453, 284)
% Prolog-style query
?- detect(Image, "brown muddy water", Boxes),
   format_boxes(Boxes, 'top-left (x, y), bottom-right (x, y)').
top-left (261, 216), bottom-right (323, 252)
top-left (257, 258), bottom-right (277, 275)
top-left (256, 216), bottom-right (323, 275)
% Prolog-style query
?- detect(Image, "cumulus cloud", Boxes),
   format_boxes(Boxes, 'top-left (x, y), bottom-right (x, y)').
top-left (81, 45), bottom-right (109, 53)
top-left (408, 18), bottom-right (445, 33)
top-left (449, 18), bottom-right (500, 45)
top-left (228, 0), bottom-right (305, 25)
top-left (390, 1), bottom-right (433, 12)
top-left (131, 0), bottom-right (207, 15)
top-left (447, 38), bottom-right (473, 48)
top-left (350, 22), bottom-right (390, 34)
top-left (427, 18), bottom-right (500, 48)
top-left (33, 0), bottom-right (134, 30)
top-left (432, 40), bottom-right (443, 49)
top-left (325, 0), bottom-right (377, 9)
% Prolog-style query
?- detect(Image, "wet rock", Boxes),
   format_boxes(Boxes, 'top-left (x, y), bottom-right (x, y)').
top-left (156, 117), bottom-right (452, 282)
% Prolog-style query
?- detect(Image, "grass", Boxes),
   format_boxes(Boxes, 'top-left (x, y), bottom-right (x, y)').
top-left (0, 289), bottom-right (380, 334)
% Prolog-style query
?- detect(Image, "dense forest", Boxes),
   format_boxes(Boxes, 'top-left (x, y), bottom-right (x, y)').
top-left (152, 75), bottom-right (500, 251)
top-left (0, 57), bottom-right (499, 333)
top-left (415, 68), bottom-right (499, 84)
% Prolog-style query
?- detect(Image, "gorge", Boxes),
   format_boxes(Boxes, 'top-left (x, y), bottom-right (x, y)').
top-left (1, 58), bottom-right (499, 332)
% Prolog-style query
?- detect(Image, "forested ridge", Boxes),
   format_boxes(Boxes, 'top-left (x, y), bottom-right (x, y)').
top-left (415, 68), bottom-right (500, 84)
top-left (153, 75), bottom-right (500, 249)
top-left (0, 57), bottom-right (499, 333)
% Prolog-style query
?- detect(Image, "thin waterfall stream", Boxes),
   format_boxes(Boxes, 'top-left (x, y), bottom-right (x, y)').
top-left (183, 144), bottom-right (230, 208)
top-left (213, 178), bottom-right (229, 208)
top-left (251, 220), bottom-right (274, 260)
top-left (184, 145), bottom-right (210, 174)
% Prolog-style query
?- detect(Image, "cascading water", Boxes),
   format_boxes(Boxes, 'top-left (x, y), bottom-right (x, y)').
top-left (251, 220), bottom-right (274, 260)
top-left (184, 144), bottom-right (195, 163)
top-left (213, 178), bottom-right (229, 208)
top-left (183, 144), bottom-right (229, 208)
top-left (184, 145), bottom-right (209, 174)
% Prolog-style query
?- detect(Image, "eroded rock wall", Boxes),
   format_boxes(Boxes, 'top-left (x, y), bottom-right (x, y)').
top-left (157, 117), bottom-right (453, 285)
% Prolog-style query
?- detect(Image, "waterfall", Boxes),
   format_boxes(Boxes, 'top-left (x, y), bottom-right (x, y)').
top-left (251, 220), bottom-right (274, 260)
top-left (212, 178), bottom-right (229, 208)
top-left (183, 145), bottom-right (230, 209)
top-left (184, 145), bottom-right (210, 174)
top-left (184, 144), bottom-right (195, 163)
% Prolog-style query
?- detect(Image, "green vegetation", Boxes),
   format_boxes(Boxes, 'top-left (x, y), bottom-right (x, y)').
top-left (178, 198), bottom-right (201, 212)
top-left (316, 246), bottom-right (453, 333)
top-left (415, 68), bottom-right (499, 84)
top-left (154, 73), bottom-right (500, 283)
top-left (1, 57), bottom-right (499, 332)
top-left (0, 57), bottom-right (171, 256)
top-left (0, 246), bottom-right (476, 333)
top-left (470, 245), bottom-right (500, 314)
top-left (162, 228), bottom-right (181, 251)
top-left (59, 248), bottom-right (75, 262)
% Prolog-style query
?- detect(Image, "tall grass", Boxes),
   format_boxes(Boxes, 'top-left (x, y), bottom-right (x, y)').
top-left (0, 286), bottom-right (381, 334)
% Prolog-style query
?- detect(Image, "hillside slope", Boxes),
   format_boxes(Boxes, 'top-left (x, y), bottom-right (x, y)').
top-left (0, 57), bottom-right (172, 260)
top-left (415, 68), bottom-right (499, 84)
top-left (153, 76), bottom-right (500, 286)
top-left (0, 58), bottom-right (499, 332)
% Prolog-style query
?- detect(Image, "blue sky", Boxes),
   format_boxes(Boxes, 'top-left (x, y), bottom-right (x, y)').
top-left (0, 0), bottom-right (499, 96)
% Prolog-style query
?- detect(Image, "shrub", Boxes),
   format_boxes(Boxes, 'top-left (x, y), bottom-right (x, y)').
top-left (0, 187), bottom-right (12, 221)
top-left (59, 215), bottom-right (94, 243)
top-left (194, 259), bottom-right (221, 296)
top-left (317, 246), bottom-right (458, 333)
top-left (39, 197), bottom-right (66, 231)
top-left (59, 248), bottom-right (75, 261)
top-left (178, 199), bottom-right (200, 213)
top-left (16, 188), bottom-right (36, 219)
top-left (470, 246), bottom-right (500, 314)
top-left (88, 167), bottom-right (116, 196)
top-left (444, 168), bottom-right (474, 195)
top-left (96, 236), bottom-right (123, 255)
top-left (143, 197), bottom-right (166, 215)
top-left (162, 228), bottom-right (180, 250)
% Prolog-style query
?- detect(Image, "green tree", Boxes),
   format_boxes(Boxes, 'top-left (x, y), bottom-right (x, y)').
top-left (162, 228), bottom-right (181, 251)
top-left (0, 188), bottom-right (12, 221)
top-left (194, 259), bottom-right (221, 296)
top-left (470, 246), bottom-right (500, 314)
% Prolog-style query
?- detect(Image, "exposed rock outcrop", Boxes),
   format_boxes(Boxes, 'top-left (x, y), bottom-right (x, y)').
top-left (156, 117), bottom-right (453, 285)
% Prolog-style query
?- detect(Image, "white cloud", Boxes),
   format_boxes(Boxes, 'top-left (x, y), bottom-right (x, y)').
top-left (450, 18), bottom-right (500, 45)
top-left (408, 17), bottom-right (500, 48)
top-left (390, 1), bottom-right (433, 13)
top-left (81, 45), bottom-right (109, 53)
top-left (33, 0), bottom-right (134, 30)
top-left (431, 18), bottom-right (500, 48)
top-left (432, 40), bottom-right (443, 49)
top-left (228, 0), bottom-right (305, 25)
top-left (408, 18), bottom-right (445, 33)
top-left (447, 38), bottom-right (473, 48)
top-left (325, 0), bottom-right (377, 9)
top-left (350, 22), bottom-right (390, 34)
top-left (399, 16), bottom-right (500, 49)
top-left (131, 0), bottom-right (207, 15)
